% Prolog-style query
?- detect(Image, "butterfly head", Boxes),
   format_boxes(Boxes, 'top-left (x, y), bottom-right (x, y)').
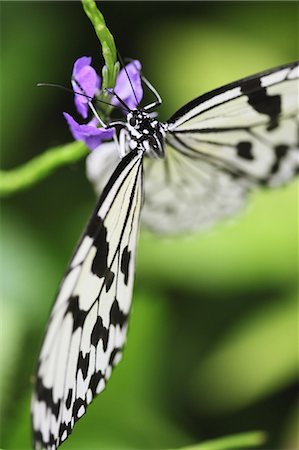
top-left (126, 110), bottom-right (166, 158)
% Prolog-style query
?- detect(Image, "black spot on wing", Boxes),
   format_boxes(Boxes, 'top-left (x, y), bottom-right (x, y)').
top-left (275, 144), bottom-right (289, 159)
top-left (72, 398), bottom-right (86, 423)
top-left (33, 430), bottom-right (56, 450)
top-left (89, 371), bottom-right (104, 396)
top-left (91, 316), bottom-right (109, 351)
top-left (240, 77), bottom-right (281, 130)
top-left (270, 144), bottom-right (289, 174)
top-left (109, 348), bottom-right (121, 366)
top-left (92, 221), bottom-right (109, 278)
top-left (77, 351), bottom-right (90, 380)
top-left (66, 388), bottom-right (72, 409)
top-left (236, 141), bottom-right (254, 160)
top-left (65, 296), bottom-right (88, 331)
top-left (105, 270), bottom-right (115, 292)
top-left (110, 299), bottom-right (128, 328)
top-left (120, 245), bottom-right (131, 285)
top-left (58, 422), bottom-right (71, 444)
top-left (86, 213), bottom-right (103, 239)
top-left (35, 377), bottom-right (60, 418)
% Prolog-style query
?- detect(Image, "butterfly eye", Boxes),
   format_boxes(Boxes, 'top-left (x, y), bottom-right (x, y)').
top-left (129, 116), bottom-right (137, 127)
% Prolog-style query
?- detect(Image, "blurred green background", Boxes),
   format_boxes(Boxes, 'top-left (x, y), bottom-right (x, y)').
top-left (1, 1), bottom-right (298, 449)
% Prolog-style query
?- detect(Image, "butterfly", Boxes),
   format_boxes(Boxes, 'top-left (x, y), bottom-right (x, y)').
top-left (32, 61), bottom-right (299, 450)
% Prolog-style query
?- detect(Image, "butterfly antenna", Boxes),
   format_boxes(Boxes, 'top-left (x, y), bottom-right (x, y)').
top-left (104, 88), bottom-right (131, 112)
top-left (37, 82), bottom-right (127, 113)
top-left (72, 79), bottom-right (113, 127)
top-left (117, 50), bottom-right (139, 106)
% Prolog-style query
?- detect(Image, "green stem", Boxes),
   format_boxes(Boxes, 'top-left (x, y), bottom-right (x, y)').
top-left (0, 141), bottom-right (88, 198)
top-left (177, 431), bottom-right (266, 450)
top-left (81, 0), bottom-right (119, 89)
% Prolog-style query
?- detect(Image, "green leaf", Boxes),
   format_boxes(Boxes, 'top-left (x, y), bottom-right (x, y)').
top-left (191, 293), bottom-right (298, 414)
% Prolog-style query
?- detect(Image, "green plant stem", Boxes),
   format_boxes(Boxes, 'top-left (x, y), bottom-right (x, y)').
top-left (81, 0), bottom-right (119, 89)
top-left (0, 141), bottom-right (88, 198)
top-left (176, 431), bottom-right (266, 450)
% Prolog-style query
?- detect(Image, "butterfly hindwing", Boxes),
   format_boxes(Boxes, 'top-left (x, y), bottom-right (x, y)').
top-left (141, 62), bottom-right (298, 234)
top-left (32, 149), bottom-right (143, 450)
top-left (142, 145), bottom-right (250, 234)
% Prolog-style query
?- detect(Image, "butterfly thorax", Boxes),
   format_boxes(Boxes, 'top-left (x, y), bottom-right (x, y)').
top-left (126, 109), bottom-right (166, 158)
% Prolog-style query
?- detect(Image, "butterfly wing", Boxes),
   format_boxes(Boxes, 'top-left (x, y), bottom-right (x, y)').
top-left (142, 62), bottom-right (299, 234)
top-left (32, 149), bottom-right (144, 450)
top-left (142, 145), bottom-right (250, 234)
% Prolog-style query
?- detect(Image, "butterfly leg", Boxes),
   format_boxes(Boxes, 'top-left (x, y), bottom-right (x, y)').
top-left (142, 76), bottom-right (162, 111)
top-left (121, 57), bottom-right (162, 110)
top-left (111, 127), bottom-right (129, 159)
top-left (90, 97), bottom-right (126, 129)
top-left (88, 101), bottom-right (108, 127)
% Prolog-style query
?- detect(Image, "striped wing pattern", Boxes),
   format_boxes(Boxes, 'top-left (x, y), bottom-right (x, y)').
top-left (32, 150), bottom-right (143, 450)
top-left (142, 62), bottom-right (299, 234)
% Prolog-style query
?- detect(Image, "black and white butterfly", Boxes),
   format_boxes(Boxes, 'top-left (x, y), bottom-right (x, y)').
top-left (32, 61), bottom-right (299, 450)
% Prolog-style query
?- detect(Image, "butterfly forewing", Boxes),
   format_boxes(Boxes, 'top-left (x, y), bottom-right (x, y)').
top-left (167, 62), bottom-right (298, 185)
top-left (32, 149), bottom-right (143, 450)
top-left (141, 62), bottom-right (298, 234)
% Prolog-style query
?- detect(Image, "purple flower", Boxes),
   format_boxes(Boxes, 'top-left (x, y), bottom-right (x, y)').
top-left (72, 56), bottom-right (100, 119)
top-left (64, 113), bottom-right (114, 151)
top-left (64, 56), bottom-right (143, 151)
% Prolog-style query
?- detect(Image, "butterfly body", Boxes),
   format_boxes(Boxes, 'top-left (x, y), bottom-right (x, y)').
top-left (123, 109), bottom-right (166, 157)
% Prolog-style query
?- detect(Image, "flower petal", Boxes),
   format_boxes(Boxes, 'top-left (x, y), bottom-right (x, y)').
top-left (114, 60), bottom-right (143, 110)
top-left (71, 56), bottom-right (101, 119)
top-left (63, 112), bottom-right (114, 150)
top-left (73, 56), bottom-right (92, 78)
